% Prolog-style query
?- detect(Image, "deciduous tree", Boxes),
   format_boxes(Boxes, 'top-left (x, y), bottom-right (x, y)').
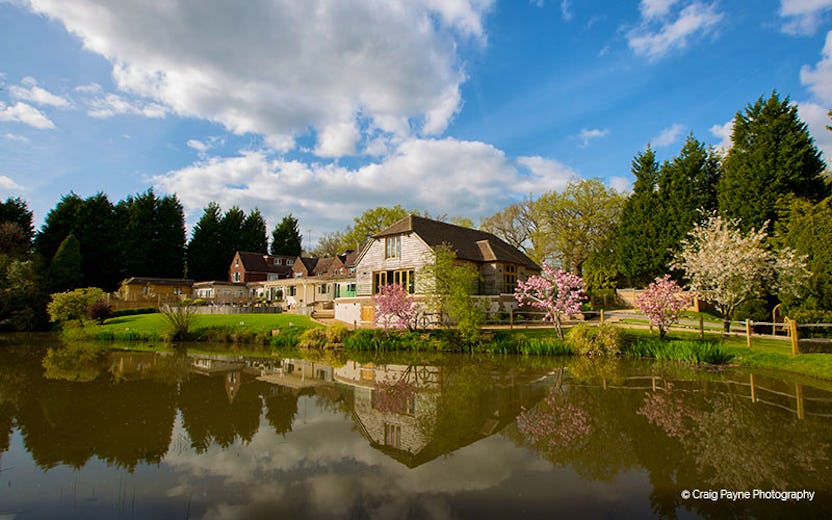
top-left (341, 205), bottom-right (409, 250)
top-left (374, 283), bottom-right (417, 331)
top-left (636, 275), bottom-right (689, 340)
top-left (514, 262), bottom-right (587, 341)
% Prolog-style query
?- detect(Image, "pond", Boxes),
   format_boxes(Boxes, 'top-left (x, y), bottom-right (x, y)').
top-left (1, 337), bottom-right (831, 519)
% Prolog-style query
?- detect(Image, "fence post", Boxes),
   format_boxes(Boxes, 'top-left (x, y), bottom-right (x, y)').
top-left (699, 313), bottom-right (704, 340)
top-left (509, 309), bottom-right (514, 330)
top-left (600, 309), bottom-right (605, 325)
top-left (746, 319), bottom-right (752, 348)
top-left (789, 318), bottom-right (799, 356)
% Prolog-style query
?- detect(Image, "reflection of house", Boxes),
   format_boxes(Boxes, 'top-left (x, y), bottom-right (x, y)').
top-left (192, 281), bottom-right (252, 304)
top-left (117, 277), bottom-right (194, 303)
top-left (256, 358), bottom-right (335, 390)
top-left (336, 215), bottom-right (541, 324)
top-left (260, 251), bottom-right (359, 312)
top-left (228, 251), bottom-right (294, 283)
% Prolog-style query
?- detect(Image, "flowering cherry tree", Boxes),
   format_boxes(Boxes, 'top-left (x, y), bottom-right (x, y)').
top-left (514, 262), bottom-right (586, 340)
top-left (636, 275), bottom-right (689, 340)
top-left (374, 284), bottom-right (418, 331)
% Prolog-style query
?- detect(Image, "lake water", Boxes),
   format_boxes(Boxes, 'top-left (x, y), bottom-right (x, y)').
top-left (1, 338), bottom-right (832, 519)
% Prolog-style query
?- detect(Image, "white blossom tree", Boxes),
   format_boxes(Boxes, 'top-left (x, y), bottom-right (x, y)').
top-left (673, 213), bottom-right (810, 333)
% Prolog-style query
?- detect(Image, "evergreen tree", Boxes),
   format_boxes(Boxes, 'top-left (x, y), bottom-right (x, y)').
top-left (0, 198), bottom-right (34, 255)
top-left (616, 147), bottom-right (665, 286)
top-left (270, 214), bottom-right (302, 257)
top-left (117, 190), bottom-right (186, 280)
top-left (49, 233), bottom-right (83, 292)
top-left (34, 193), bottom-right (84, 263)
top-left (187, 203), bottom-right (224, 281)
top-left (152, 194), bottom-right (187, 278)
top-left (240, 209), bottom-right (268, 254)
top-left (718, 92), bottom-right (829, 231)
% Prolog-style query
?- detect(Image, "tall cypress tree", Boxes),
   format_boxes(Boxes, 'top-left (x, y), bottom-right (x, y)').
top-left (617, 147), bottom-right (665, 286)
top-left (49, 233), bottom-right (83, 292)
top-left (270, 214), bottom-right (302, 257)
top-left (240, 209), bottom-right (268, 254)
top-left (187, 202), bottom-right (224, 281)
top-left (718, 92), bottom-right (829, 231)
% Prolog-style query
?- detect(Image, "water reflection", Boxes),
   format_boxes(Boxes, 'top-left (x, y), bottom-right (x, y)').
top-left (1, 341), bottom-right (832, 518)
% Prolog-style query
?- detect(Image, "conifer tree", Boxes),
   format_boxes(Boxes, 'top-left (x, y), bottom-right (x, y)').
top-left (270, 214), bottom-right (302, 257)
top-left (49, 233), bottom-right (82, 292)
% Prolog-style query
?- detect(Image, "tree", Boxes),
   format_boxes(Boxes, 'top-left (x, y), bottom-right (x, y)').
top-left (774, 196), bottom-right (832, 309)
top-left (617, 147), bottom-right (664, 286)
top-left (514, 262), bottom-right (587, 341)
top-left (718, 92), bottom-right (829, 231)
top-left (187, 202), bottom-right (224, 281)
top-left (374, 284), bottom-right (418, 331)
top-left (536, 179), bottom-right (624, 275)
top-left (0, 198), bottom-right (34, 256)
top-left (673, 213), bottom-right (810, 332)
top-left (419, 244), bottom-right (483, 345)
top-left (49, 233), bottom-right (82, 292)
top-left (117, 190), bottom-right (186, 280)
top-left (47, 287), bottom-right (106, 325)
top-left (636, 275), bottom-right (689, 340)
top-left (311, 231), bottom-right (345, 257)
top-left (0, 257), bottom-right (48, 331)
top-left (240, 209), bottom-right (268, 254)
top-left (270, 214), bottom-right (302, 257)
top-left (480, 199), bottom-right (545, 264)
top-left (341, 205), bottom-right (409, 250)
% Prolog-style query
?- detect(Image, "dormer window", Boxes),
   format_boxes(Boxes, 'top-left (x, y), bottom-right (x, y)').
top-left (385, 236), bottom-right (401, 259)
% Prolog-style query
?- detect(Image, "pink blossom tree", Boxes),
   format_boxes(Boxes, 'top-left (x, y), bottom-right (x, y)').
top-left (636, 275), bottom-right (689, 340)
top-left (374, 284), bottom-right (418, 332)
top-left (514, 262), bottom-right (586, 341)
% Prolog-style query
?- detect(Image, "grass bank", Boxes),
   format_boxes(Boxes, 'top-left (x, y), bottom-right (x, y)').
top-left (62, 312), bottom-right (319, 347)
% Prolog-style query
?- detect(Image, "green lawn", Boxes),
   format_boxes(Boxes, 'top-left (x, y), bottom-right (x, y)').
top-left (63, 312), bottom-right (318, 343)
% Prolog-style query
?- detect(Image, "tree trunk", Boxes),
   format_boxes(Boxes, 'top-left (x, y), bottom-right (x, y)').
top-left (554, 315), bottom-right (564, 342)
top-left (723, 319), bottom-right (731, 334)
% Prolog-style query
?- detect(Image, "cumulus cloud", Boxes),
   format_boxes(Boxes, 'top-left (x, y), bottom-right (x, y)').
top-left (577, 128), bottom-right (609, 147)
top-left (650, 123), bottom-right (684, 147)
top-left (152, 138), bottom-right (580, 232)
top-left (709, 118), bottom-right (733, 154)
top-left (86, 93), bottom-right (168, 119)
top-left (23, 0), bottom-right (492, 157)
top-left (800, 30), bottom-right (832, 104)
top-left (798, 101), bottom-right (832, 163)
top-left (609, 176), bottom-right (632, 193)
top-left (8, 76), bottom-right (71, 108)
top-left (627, 1), bottom-right (723, 60)
top-left (0, 175), bottom-right (23, 190)
top-left (0, 101), bottom-right (56, 129)
top-left (779, 0), bottom-right (832, 35)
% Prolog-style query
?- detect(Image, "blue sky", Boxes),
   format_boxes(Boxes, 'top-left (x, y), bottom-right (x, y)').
top-left (1, 0), bottom-right (831, 246)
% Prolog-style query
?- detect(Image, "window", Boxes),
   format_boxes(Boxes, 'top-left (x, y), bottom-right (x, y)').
top-left (233, 272), bottom-right (241, 282)
top-left (318, 284), bottom-right (329, 294)
top-left (288, 286), bottom-right (297, 296)
top-left (384, 423), bottom-right (401, 449)
top-left (287, 258), bottom-right (294, 265)
top-left (235, 258), bottom-right (239, 267)
top-left (373, 270), bottom-right (415, 294)
top-left (503, 264), bottom-right (517, 293)
top-left (385, 236), bottom-right (401, 259)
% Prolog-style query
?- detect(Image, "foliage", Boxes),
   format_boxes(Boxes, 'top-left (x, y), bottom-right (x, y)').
top-left (0, 256), bottom-right (49, 330)
top-left (187, 203), bottom-right (267, 280)
top-left (0, 197), bottom-right (34, 257)
top-left (325, 322), bottom-right (350, 344)
top-left (241, 209), bottom-right (268, 254)
top-left (340, 205), bottom-right (409, 250)
top-left (486, 332), bottom-right (574, 355)
top-left (420, 244), bottom-right (483, 346)
top-left (636, 275), bottom-right (689, 340)
top-left (86, 299), bottom-right (112, 324)
top-left (42, 343), bottom-right (106, 382)
top-left (535, 179), bottom-right (624, 275)
top-left (624, 338), bottom-right (734, 364)
top-left (718, 91), bottom-right (829, 232)
top-left (311, 231), bottom-right (345, 257)
top-left (47, 287), bottom-right (106, 325)
top-left (48, 233), bottom-right (82, 292)
top-left (299, 326), bottom-right (328, 349)
top-left (673, 213), bottom-right (810, 332)
top-left (479, 198), bottom-right (544, 263)
top-left (374, 283), bottom-right (418, 331)
top-left (117, 189), bottom-right (187, 279)
top-left (517, 390), bottom-right (592, 450)
top-left (159, 300), bottom-right (198, 341)
top-left (774, 196), bottom-right (832, 309)
top-left (514, 261), bottom-right (586, 340)
top-left (566, 324), bottom-right (623, 357)
top-left (270, 213), bottom-right (302, 256)
top-left (372, 379), bottom-right (416, 415)
top-left (789, 309), bottom-right (832, 324)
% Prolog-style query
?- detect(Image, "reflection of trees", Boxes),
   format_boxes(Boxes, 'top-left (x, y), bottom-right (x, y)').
top-left (518, 390), bottom-right (591, 450)
top-left (178, 373), bottom-right (266, 452)
top-left (42, 343), bottom-right (107, 382)
top-left (264, 386), bottom-right (299, 436)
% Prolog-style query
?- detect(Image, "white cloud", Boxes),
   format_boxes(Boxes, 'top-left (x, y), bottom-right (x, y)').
top-left (709, 118), bottom-right (733, 154)
top-left (152, 138), bottom-right (580, 233)
top-left (86, 93), bottom-right (168, 119)
top-left (8, 76), bottom-right (71, 108)
top-left (561, 0), bottom-right (573, 21)
top-left (780, 0), bottom-right (832, 35)
top-left (24, 0), bottom-right (492, 157)
top-left (798, 101), bottom-right (832, 164)
top-left (609, 176), bottom-right (632, 193)
top-left (628, 2), bottom-right (723, 60)
top-left (74, 82), bottom-right (102, 94)
top-left (3, 133), bottom-right (30, 143)
top-left (0, 175), bottom-right (23, 190)
top-left (186, 139), bottom-right (209, 153)
top-left (0, 101), bottom-right (56, 129)
top-left (800, 31), bottom-right (832, 104)
top-left (576, 128), bottom-right (610, 147)
top-left (651, 123), bottom-right (684, 147)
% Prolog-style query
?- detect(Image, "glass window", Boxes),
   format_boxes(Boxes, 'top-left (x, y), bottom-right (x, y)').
top-left (385, 236), bottom-right (401, 258)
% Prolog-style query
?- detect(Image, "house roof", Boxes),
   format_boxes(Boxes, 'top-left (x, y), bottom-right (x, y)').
top-left (122, 277), bottom-right (194, 286)
top-left (235, 251), bottom-right (292, 276)
top-left (373, 215), bottom-right (540, 270)
top-left (193, 281), bottom-right (248, 288)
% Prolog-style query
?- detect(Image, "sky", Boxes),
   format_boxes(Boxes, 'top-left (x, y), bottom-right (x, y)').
top-left (1, 0), bottom-right (831, 247)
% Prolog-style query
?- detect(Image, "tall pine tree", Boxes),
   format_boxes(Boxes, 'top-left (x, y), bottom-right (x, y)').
top-left (187, 202), bottom-right (224, 281)
top-left (718, 92), bottom-right (829, 231)
top-left (240, 209), bottom-right (268, 254)
top-left (270, 214), bottom-right (302, 257)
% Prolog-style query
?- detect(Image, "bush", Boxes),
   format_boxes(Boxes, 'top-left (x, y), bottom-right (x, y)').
top-left (86, 299), bottom-right (112, 324)
top-left (110, 307), bottom-right (156, 318)
top-left (299, 327), bottom-right (328, 349)
top-left (325, 322), bottom-right (350, 344)
top-left (790, 309), bottom-right (832, 324)
top-left (47, 287), bottom-right (106, 325)
top-left (566, 323), bottom-right (623, 357)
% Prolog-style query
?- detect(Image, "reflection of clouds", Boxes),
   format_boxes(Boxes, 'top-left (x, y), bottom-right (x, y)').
top-left (163, 396), bottom-right (558, 519)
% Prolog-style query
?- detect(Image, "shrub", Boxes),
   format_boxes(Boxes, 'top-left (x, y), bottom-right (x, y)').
top-left (790, 309), bottom-right (832, 324)
top-left (47, 287), bottom-right (106, 325)
top-left (325, 322), bottom-right (350, 344)
top-left (86, 299), bottom-right (112, 324)
top-left (110, 307), bottom-right (156, 318)
top-left (566, 323), bottom-right (623, 357)
top-left (299, 327), bottom-right (328, 349)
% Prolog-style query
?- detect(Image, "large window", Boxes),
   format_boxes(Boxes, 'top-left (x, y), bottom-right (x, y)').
top-left (503, 264), bottom-right (517, 293)
top-left (373, 269), bottom-right (415, 294)
top-left (385, 236), bottom-right (401, 259)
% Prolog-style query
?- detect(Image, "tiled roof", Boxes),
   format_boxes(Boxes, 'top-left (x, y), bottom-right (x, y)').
top-left (236, 252), bottom-right (292, 276)
top-left (374, 215), bottom-right (540, 270)
top-left (122, 277), bottom-right (194, 286)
